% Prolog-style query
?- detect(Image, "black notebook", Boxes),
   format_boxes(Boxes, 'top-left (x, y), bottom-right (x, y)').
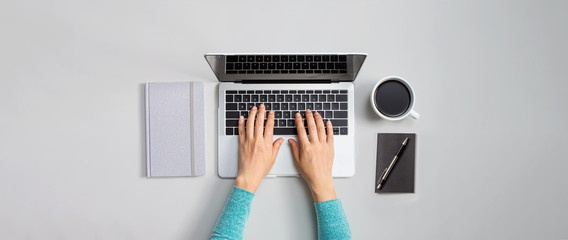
top-left (375, 133), bottom-right (416, 193)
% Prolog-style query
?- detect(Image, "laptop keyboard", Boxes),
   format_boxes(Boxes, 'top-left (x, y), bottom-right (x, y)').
top-left (225, 54), bottom-right (348, 74)
top-left (225, 90), bottom-right (349, 136)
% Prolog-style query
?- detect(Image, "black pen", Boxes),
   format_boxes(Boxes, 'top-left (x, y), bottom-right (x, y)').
top-left (377, 137), bottom-right (409, 190)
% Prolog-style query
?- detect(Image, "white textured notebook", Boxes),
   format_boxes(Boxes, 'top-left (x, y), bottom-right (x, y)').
top-left (145, 82), bottom-right (205, 177)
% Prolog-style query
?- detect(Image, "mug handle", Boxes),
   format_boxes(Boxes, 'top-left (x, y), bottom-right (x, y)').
top-left (409, 110), bottom-right (420, 120)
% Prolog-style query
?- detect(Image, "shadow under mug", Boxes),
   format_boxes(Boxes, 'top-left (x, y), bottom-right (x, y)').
top-left (370, 76), bottom-right (420, 121)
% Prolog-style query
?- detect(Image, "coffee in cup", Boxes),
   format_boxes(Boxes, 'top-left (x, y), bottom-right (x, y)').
top-left (371, 76), bottom-right (420, 121)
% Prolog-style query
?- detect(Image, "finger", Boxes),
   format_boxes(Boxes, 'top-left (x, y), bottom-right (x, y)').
top-left (271, 138), bottom-right (284, 160)
top-left (264, 110), bottom-right (275, 141)
top-left (246, 106), bottom-right (257, 139)
top-left (326, 120), bottom-right (334, 145)
top-left (255, 104), bottom-right (266, 138)
top-left (288, 139), bottom-right (300, 164)
top-left (238, 115), bottom-right (245, 143)
top-left (295, 112), bottom-right (308, 143)
top-left (314, 112), bottom-right (326, 142)
top-left (305, 109), bottom-right (318, 143)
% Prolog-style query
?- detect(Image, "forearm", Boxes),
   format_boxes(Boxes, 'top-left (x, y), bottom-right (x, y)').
top-left (210, 186), bottom-right (255, 240)
top-left (314, 199), bottom-right (351, 240)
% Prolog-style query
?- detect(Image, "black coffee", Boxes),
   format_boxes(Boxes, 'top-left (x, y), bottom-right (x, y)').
top-left (374, 80), bottom-right (411, 117)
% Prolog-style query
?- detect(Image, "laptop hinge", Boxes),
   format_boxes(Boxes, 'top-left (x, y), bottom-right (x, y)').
top-left (240, 79), bottom-right (333, 84)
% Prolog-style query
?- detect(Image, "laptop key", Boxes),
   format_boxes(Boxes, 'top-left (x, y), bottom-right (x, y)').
top-left (314, 103), bottom-right (322, 110)
top-left (226, 95), bottom-right (234, 102)
top-left (247, 103), bottom-right (255, 109)
top-left (340, 103), bottom-right (348, 110)
top-left (234, 128), bottom-right (239, 135)
top-left (335, 63), bottom-right (347, 69)
top-left (273, 128), bottom-right (297, 135)
top-left (226, 120), bottom-right (239, 127)
top-left (298, 103), bottom-right (306, 110)
top-left (310, 95), bottom-right (318, 102)
top-left (289, 103), bottom-right (297, 111)
top-left (268, 95), bottom-right (276, 102)
top-left (277, 95), bottom-right (284, 102)
top-left (323, 103), bottom-right (330, 110)
top-left (226, 103), bottom-right (237, 110)
top-left (234, 95), bottom-right (242, 102)
top-left (334, 111), bottom-right (348, 118)
top-left (281, 103), bottom-right (289, 110)
top-left (287, 119), bottom-right (295, 127)
top-left (285, 95), bottom-right (293, 102)
top-left (273, 103), bottom-right (280, 110)
top-left (226, 128), bottom-right (233, 135)
top-left (336, 95), bottom-right (348, 102)
top-left (241, 111), bottom-right (249, 118)
top-left (283, 111), bottom-right (291, 119)
top-left (265, 103), bottom-right (272, 110)
top-left (243, 95), bottom-right (250, 102)
top-left (332, 103), bottom-right (339, 110)
top-left (327, 95), bottom-right (335, 102)
top-left (331, 119), bottom-right (348, 126)
top-left (319, 95), bottom-right (326, 102)
top-left (251, 95), bottom-right (259, 102)
top-left (324, 111), bottom-right (333, 118)
top-left (278, 120), bottom-right (286, 127)
top-left (275, 111), bottom-right (282, 118)
top-left (227, 56), bottom-right (238, 62)
top-left (294, 95), bottom-right (301, 102)
top-left (333, 128), bottom-right (339, 135)
top-left (306, 103), bottom-right (313, 110)
top-left (340, 128), bottom-right (348, 135)
top-left (239, 103), bottom-right (246, 110)
top-left (226, 111), bottom-right (240, 119)
top-left (302, 95), bottom-right (310, 102)
top-left (260, 95), bottom-right (267, 102)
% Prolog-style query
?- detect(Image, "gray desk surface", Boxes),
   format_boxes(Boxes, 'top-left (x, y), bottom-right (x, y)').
top-left (1, 1), bottom-right (567, 239)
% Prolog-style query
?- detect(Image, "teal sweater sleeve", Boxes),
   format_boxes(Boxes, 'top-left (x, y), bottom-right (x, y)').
top-left (314, 199), bottom-right (352, 240)
top-left (210, 186), bottom-right (255, 240)
top-left (210, 186), bottom-right (351, 240)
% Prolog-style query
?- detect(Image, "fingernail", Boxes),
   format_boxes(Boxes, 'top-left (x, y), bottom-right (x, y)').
top-left (252, 106), bottom-right (257, 111)
top-left (260, 104), bottom-right (265, 108)
top-left (315, 112), bottom-right (320, 116)
top-left (269, 110), bottom-right (274, 115)
top-left (307, 109), bottom-right (311, 112)
top-left (296, 112), bottom-right (300, 117)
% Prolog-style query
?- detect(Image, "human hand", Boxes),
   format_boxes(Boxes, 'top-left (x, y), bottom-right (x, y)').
top-left (235, 104), bottom-right (284, 193)
top-left (288, 109), bottom-right (336, 203)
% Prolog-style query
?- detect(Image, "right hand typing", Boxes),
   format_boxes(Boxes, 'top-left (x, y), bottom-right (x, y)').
top-left (288, 109), bottom-right (337, 203)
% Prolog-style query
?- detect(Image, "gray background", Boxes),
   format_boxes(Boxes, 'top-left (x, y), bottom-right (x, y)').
top-left (1, 0), bottom-right (567, 239)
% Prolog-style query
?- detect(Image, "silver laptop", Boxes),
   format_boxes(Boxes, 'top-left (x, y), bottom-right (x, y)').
top-left (205, 53), bottom-right (366, 178)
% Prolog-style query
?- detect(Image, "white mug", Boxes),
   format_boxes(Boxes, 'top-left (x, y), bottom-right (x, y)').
top-left (370, 76), bottom-right (420, 121)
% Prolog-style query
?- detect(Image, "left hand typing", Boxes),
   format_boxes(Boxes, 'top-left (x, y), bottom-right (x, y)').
top-left (235, 104), bottom-right (284, 193)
